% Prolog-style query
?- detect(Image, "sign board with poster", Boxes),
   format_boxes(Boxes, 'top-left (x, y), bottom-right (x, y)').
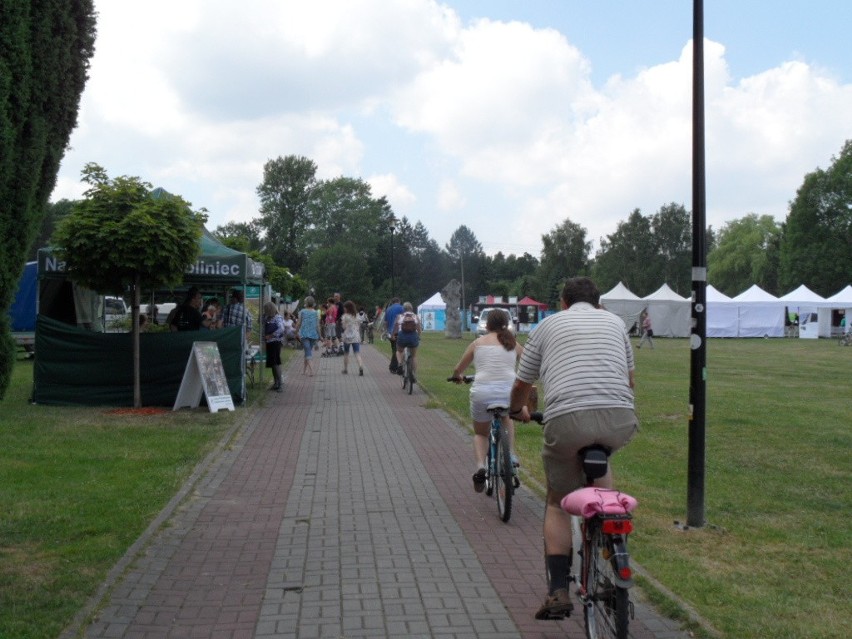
top-left (173, 341), bottom-right (235, 412)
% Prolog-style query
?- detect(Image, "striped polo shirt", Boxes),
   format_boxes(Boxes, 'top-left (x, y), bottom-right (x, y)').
top-left (516, 302), bottom-right (635, 421)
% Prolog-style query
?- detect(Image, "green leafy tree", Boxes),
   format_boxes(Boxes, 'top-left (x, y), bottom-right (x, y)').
top-left (593, 205), bottom-right (693, 296)
top-left (779, 140), bottom-right (852, 296)
top-left (446, 225), bottom-right (485, 317)
top-left (29, 199), bottom-right (76, 259)
top-left (302, 244), bottom-right (374, 306)
top-left (650, 202), bottom-right (692, 295)
top-left (536, 218), bottom-right (591, 304)
top-left (406, 221), bottom-right (451, 304)
top-left (708, 214), bottom-right (782, 296)
top-left (214, 220), bottom-right (264, 253)
top-left (52, 164), bottom-right (206, 407)
top-left (256, 155), bottom-right (318, 271)
top-left (0, 1), bottom-right (96, 398)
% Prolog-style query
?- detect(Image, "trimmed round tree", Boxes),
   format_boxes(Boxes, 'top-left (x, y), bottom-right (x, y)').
top-left (53, 164), bottom-right (206, 407)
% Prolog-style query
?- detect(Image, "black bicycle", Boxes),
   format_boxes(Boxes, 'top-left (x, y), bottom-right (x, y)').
top-left (449, 375), bottom-right (517, 522)
top-left (402, 346), bottom-right (414, 394)
top-left (530, 412), bottom-right (636, 639)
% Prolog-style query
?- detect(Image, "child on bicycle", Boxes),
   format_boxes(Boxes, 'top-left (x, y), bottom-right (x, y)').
top-left (391, 302), bottom-right (421, 381)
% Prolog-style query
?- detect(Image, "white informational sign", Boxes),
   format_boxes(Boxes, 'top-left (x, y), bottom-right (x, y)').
top-left (173, 341), bottom-right (235, 412)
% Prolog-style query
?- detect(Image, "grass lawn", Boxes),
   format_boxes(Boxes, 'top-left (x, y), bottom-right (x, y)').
top-left (0, 348), bottom-right (290, 639)
top-left (415, 332), bottom-right (851, 639)
top-left (2, 335), bottom-right (849, 639)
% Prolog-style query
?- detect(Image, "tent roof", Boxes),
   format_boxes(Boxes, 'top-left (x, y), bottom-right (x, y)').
top-left (733, 284), bottom-right (778, 302)
top-left (643, 283), bottom-right (689, 302)
top-left (419, 291), bottom-right (446, 309)
top-left (706, 284), bottom-right (732, 302)
top-left (826, 284), bottom-right (852, 304)
top-left (600, 281), bottom-right (641, 300)
top-left (37, 226), bottom-right (265, 286)
top-left (778, 284), bottom-right (826, 304)
top-left (518, 296), bottom-right (549, 308)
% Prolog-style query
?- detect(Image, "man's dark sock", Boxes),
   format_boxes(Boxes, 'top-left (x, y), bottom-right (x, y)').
top-left (546, 554), bottom-right (572, 594)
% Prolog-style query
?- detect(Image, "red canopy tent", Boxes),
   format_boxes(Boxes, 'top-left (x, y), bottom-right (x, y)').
top-left (518, 296), bottom-right (549, 309)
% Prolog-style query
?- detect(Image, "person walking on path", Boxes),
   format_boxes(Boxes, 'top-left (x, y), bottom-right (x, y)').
top-left (340, 300), bottom-right (364, 376)
top-left (333, 292), bottom-right (345, 355)
top-left (295, 296), bottom-right (321, 376)
top-left (509, 277), bottom-right (638, 621)
top-left (384, 297), bottom-right (404, 373)
top-left (322, 298), bottom-right (338, 356)
top-left (450, 308), bottom-right (523, 492)
top-left (638, 309), bottom-right (655, 349)
top-left (262, 301), bottom-right (285, 392)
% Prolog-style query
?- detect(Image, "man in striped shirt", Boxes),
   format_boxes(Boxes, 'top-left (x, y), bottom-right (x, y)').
top-left (509, 277), bottom-right (637, 621)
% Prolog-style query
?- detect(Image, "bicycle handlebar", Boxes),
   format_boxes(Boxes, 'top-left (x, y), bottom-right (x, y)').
top-left (447, 375), bottom-right (474, 384)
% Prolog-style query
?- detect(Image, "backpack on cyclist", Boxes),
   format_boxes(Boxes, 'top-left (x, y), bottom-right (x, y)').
top-left (400, 311), bottom-right (418, 333)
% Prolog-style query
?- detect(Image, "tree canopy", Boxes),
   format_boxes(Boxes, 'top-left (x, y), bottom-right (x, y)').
top-left (708, 214), bottom-right (781, 296)
top-left (779, 139), bottom-right (852, 296)
top-left (0, 1), bottom-right (97, 399)
top-left (53, 164), bottom-right (206, 294)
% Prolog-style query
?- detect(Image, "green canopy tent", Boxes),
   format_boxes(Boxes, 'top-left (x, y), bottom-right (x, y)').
top-left (32, 228), bottom-right (266, 407)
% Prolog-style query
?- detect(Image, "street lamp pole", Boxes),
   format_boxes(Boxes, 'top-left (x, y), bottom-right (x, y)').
top-left (459, 254), bottom-right (466, 331)
top-left (687, 0), bottom-right (708, 529)
top-left (389, 221), bottom-right (396, 298)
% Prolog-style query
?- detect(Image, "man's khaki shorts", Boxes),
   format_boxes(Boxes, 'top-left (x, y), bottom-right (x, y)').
top-left (541, 407), bottom-right (638, 497)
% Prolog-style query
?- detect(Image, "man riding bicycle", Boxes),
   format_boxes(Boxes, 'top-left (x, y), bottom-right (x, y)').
top-left (509, 277), bottom-right (638, 620)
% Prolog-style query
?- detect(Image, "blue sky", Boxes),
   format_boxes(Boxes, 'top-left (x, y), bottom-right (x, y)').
top-left (53, 1), bottom-right (852, 258)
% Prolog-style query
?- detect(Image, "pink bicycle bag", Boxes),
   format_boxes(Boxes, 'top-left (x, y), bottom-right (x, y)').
top-left (561, 487), bottom-right (638, 518)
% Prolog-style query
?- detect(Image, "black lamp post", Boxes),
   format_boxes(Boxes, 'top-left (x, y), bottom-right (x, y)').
top-left (389, 220), bottom-right (396, 298)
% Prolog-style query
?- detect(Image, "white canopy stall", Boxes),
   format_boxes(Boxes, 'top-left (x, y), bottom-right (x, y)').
top-left (600, 282), bottom-right (645, 334)
top-left (816, 284), bottom-right (852, 338)
top-left (418, 291), bottom-right (446, 331)
top-left (642, 284), bottom-right (691, 337)
top-left (706, 285), bottom-right (738, 337)
top-left (731, 285), bottom-right (785, 337)
top-left (778, 285), bottom-right (827, 338)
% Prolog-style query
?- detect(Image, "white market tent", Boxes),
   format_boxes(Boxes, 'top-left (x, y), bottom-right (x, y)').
top-left (778, 284), bottom-right (826, 338)
top-left (778, 284), bottom-right (827, 308)
top-left (826, 285), bottom-right (852, 335)
top-left (706, 285), bottom-right (738, 337)
top-left (600, 282), bottom-right (645, 333)
top-left (642, 284), bottom-right (690, 337)
top-left (418, 291), bottom-right (446, 331)
top-left (731, 285), bottom-right (785, 337)
top-left (797, 284), bottom-right (852, 338)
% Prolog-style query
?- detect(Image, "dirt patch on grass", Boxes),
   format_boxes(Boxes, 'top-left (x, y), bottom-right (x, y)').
top-left (105, 407), bottom-right (170, 416)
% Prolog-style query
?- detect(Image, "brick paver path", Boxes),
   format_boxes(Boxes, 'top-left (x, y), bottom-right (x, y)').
top-left (70, 344), bottom-right (692, 639)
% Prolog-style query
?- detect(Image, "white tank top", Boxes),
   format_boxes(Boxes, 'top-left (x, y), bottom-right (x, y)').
top-left (473, 344), bottom-right (517, 384)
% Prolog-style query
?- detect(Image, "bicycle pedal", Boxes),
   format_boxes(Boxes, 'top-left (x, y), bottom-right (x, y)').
top-left (513, 477), bottom-right (520, 488)
top-left (538, 610), bottom-right (570, 621)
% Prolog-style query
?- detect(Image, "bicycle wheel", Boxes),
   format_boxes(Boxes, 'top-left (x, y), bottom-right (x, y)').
top-left (402, 356), bottom-right (408, 390)
top-left (494, 426), bottom-right (513, 522)
top-left (407, 354), bottom-right (414, 395)
top-left (583, 528), bottom-right (629, 639)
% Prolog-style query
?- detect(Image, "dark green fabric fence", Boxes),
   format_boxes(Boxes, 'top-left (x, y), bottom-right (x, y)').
top-left (33, 316), bottom-right (244, 407)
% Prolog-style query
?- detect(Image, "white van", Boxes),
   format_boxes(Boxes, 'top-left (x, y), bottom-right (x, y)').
top-left (104, 296), bottom-right (130, 330)
top-left (473, 308), bottom-right (516, 336)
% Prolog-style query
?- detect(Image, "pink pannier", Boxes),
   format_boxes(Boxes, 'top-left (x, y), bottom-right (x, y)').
top-left (561, 487), bottom-right (638, 518)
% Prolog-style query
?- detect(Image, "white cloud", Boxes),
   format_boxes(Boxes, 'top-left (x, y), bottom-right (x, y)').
top-left (437, 179), bottom-right (465, 211)
top-left (54, 1), bottom-right (852, 259)
top-left (367, 173), bottom-right (416, 214)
